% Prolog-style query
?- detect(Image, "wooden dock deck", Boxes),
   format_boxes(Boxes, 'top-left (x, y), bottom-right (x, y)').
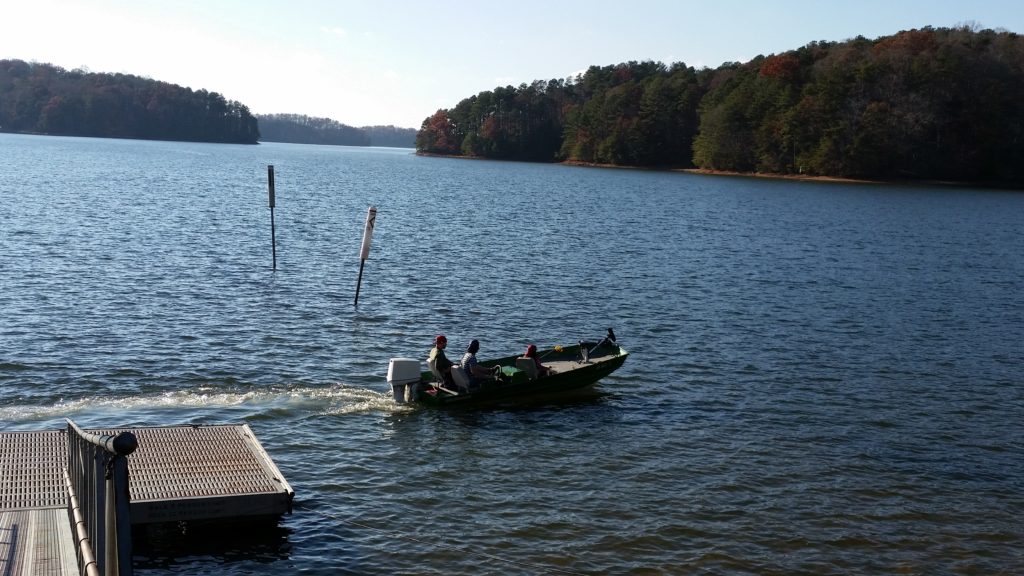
top-left (0, 424), bottom-right (293, 575)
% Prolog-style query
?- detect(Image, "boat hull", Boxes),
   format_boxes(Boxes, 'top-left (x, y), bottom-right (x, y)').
top-left (405, 343), bottom-right (629, 407)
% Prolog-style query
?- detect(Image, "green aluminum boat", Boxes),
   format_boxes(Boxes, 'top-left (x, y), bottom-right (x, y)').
top-left (386, 330), bottom-right (629, 407)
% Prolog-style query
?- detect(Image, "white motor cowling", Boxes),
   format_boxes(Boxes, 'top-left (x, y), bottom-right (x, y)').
top-left (387, 358), bottom-right (422, 403)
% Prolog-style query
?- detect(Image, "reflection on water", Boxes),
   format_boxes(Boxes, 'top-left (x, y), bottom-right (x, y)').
top-left (133, 520), bottom-right (293, 570)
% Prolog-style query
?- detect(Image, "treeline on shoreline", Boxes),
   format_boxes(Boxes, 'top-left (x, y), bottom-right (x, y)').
top-left (0, 59), bottom-right (418, 148)
top-left (257, 114), bottom-right (416, 147)
top-left (0, 59), bottom-right (259, 144)
top-left (416, 26), bottom-right (1024, 185)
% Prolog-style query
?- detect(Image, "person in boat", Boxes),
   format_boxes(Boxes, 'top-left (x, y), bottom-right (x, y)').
top-left (461, 339), bottom-right (501, 386)
top-left (428, 334), bottom-right (454, 385)
top-left (522, 344), bottom-right (552, 377)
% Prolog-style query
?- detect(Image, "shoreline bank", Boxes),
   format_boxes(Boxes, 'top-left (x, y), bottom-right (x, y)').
top-left (417, 152), bottom-right (1020, 190)
top-left (678, 167), bottom-right (876, 185)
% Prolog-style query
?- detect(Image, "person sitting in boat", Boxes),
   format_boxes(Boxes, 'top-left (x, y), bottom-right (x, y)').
top-left (461, 339), bottom-right (501, 387)
top-left (522, 343), bottom-right (552, 377)
top-left (428, 334), bottom-right (454, 385)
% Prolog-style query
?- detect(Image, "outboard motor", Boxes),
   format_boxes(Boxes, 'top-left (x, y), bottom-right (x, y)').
top-left (387, 358), bottom-right (421, 404)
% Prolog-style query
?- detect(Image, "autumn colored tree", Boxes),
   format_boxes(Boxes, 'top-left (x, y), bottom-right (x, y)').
top-left (415, 110), bottom-right (459, 154)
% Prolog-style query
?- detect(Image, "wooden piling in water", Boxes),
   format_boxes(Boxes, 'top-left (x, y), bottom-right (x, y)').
top-left (268, 165), bottom-right (277, 270)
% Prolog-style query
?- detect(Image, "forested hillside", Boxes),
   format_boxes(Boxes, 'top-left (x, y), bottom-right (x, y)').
top-left (361, 125), bottom-right (416, 148)
top-left (0, 59), bottom-right (259, 144)
top-left (416, 26), bottom-right (1024, 185)
top-left (256, 115), bottom-right (417, 148)
top-left (257, 113), bottom-right (369, 146)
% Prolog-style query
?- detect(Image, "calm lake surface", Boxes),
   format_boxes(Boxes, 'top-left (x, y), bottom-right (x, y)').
top-left (1, 133), bottom-right (1022, 575)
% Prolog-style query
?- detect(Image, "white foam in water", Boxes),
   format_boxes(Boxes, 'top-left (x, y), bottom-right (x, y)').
top-left (0, 384), bottom-right (406, 426)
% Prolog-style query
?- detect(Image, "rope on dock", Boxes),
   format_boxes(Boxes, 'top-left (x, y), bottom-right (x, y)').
top-left (295, 502), bottom-right (589, 575)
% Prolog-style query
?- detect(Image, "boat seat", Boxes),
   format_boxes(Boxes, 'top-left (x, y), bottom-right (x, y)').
top-left (449, 365), bottom-right (471, 392)
top-left (515, 357), bottom-right (538, 380)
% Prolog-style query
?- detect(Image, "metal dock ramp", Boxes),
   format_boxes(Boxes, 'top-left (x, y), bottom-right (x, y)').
top-left (0, 430), bottom-right (78, 576)
top-left (0, 424), bottom-right (293, 575)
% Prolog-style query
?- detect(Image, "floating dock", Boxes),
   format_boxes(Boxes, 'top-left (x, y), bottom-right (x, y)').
top-left (0, 424), bottom-right (293, 575)
top-left (98, 424), bottom-right (294, 524)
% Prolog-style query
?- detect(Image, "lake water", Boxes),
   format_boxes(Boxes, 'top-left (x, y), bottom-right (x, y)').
top-left (1, 133), bottom-right (1022, 575)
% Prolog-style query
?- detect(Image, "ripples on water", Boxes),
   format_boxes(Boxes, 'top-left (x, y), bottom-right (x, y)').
top-left (1, 134), bottom-right (1022, 574)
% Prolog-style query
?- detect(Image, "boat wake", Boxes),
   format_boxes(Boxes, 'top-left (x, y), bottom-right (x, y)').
top-left (0, 383), bottom-right (404, 428)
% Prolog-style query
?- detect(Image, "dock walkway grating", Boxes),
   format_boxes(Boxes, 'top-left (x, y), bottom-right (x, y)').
top-left (0, 430), bottom-right (66, 510)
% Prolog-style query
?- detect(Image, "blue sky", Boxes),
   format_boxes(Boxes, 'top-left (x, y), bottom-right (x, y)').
top-left (3, 0), bottom-right (1022, 129)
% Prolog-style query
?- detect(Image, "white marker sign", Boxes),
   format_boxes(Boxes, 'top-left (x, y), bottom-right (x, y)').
top-left (359, 206), bottom-right (376, 260)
